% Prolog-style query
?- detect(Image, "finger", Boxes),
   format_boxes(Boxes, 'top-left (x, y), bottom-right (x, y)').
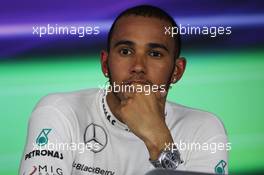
top-left (153, 90), bottom-right (166, 111)
top-left (154, 89), bottom-right (167, 101)
top-left (159, 89), bottom-right (167, 98)
top-left (122, 91), bottom-right (135, 100)
top-left (123, 83), bottom-right (147, 98)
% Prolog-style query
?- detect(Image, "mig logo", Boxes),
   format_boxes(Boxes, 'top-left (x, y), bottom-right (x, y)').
top-left (36, 128), bottom-right (52, 146)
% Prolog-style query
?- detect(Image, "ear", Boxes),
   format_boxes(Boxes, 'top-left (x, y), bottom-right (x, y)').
top-left (170, 57), bottom-right (186, 84)
top-left (100, 50), bottom-right (109, 77)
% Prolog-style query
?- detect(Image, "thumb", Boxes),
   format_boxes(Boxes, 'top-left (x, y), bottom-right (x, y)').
top-left (154, 89), bottom-right (167, 104)
top-left (160, 89), bottom-right (167, 98)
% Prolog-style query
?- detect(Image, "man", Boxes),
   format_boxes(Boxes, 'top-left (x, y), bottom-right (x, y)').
top-left (20, 5), bottom-right (229, 175)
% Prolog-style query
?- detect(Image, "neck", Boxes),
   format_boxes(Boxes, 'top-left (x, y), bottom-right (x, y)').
top-left (106, 91), bottom-right (124, 123)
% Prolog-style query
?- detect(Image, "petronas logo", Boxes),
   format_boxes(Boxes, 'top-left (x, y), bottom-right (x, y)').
top-left (214, 160), bottom-right (227, 174)
top-left (36, 129), bottom-right (52, 146)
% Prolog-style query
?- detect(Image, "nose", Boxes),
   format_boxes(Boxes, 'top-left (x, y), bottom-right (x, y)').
top-left (130, 55), bottom-right (146, 75)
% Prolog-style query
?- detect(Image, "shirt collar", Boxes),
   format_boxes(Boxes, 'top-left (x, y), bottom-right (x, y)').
top-left (101, 90), bottom-right (130, 131)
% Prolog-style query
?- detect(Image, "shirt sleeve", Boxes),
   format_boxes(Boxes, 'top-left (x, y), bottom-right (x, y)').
top-left (183, 115), bottom-right (229, 174)
top-left (19, 95), bottom-right (77, 175)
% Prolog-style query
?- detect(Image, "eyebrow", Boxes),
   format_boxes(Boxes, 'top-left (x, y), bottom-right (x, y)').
top-left (113, 40), bottom-right (135, 48)
top-left (113, 40), bottom-right (169, 53)
top-left (148, 43), bottom-right (169, 53)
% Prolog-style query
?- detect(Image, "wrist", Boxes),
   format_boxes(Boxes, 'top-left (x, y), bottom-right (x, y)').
top-left (144, 132), bottom-right (174, 160)
top-left (149, 144), bottom-right (183, 170)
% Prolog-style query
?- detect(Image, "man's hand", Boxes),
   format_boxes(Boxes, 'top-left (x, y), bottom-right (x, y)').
top-left (115, 84), bottom-right (174, 160)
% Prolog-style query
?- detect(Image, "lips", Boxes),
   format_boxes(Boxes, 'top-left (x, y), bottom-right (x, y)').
top-left (123, 79), bottom-right (151, 85)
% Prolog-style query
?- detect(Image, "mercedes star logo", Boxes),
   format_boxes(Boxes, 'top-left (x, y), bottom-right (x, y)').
top-left (84, 123), bottom-right (108, 153)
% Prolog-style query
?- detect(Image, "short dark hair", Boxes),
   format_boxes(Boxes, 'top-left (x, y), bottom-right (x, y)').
top-left (106, 5), bottom-right (181, 58)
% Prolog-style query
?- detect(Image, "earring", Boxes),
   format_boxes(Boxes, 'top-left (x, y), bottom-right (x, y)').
top-left (104, 72), bottom-right (108, 77)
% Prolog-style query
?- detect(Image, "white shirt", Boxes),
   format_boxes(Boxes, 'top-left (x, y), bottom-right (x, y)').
top-left (19, 88), bottom-right (229, 175)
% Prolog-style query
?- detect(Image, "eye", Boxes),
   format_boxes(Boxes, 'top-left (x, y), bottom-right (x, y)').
top-left (149, 50), bottom-right (162, 57)
top-left (119, 48), bottom-right (132, 56)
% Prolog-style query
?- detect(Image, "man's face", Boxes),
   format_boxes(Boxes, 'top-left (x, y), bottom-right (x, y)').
top-left (103, 15), bottom-right (178, 100)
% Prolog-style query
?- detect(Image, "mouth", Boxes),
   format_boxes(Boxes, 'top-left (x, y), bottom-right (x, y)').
top-left (123, 79), bottom-right (152, 85)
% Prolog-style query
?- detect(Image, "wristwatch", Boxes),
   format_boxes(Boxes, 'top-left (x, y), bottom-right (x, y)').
top-left (149, 146), bottom-right (183, 169)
